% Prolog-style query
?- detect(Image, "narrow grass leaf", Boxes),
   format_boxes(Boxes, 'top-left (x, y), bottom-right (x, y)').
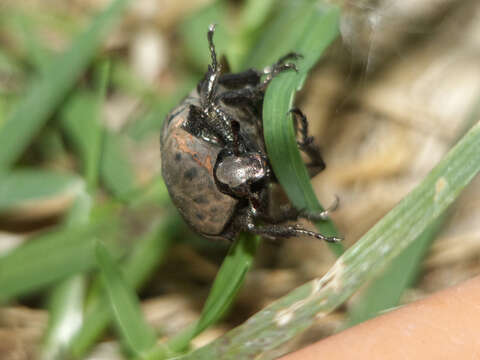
top-left (61, 92), bottom-right (103, 188)
top-left (126, 100), bottom-right (173, 141)
top-left (69, 218), bottom-right (180, 358)
top-left (346, 95), bottom-right (480, 327)
top-left (140, 234), bottom-right (261, 359)
top-left (15, 13), bottom-right (51, 74)
top-left (226, 0), bottom-right (276, 71)
top-left (100, 131), bottom-right (136, 199)
top-left (41, 189), bottom-right (92, 358)
top-left (0, 169), bottom-right (83, 213)
top-left (177, 120), bottom-right (480, 359)
top-left (0, 220), bottom-right (117, 301)
top-left (125, 77), bottom-right (197, 142)
top-left (346, 215), bottom-right (445, 327)
top-left (261, 4), bottom-right (343, 255)
top-left (243, 0), bottom-right (321, 69)
top-left (41, 275), bottom-right (86, 360)
top-left (165, 234), bottom-right (261, 354)
top-left (194, 234), bottom-right (261, 335)
top-left (180, 1), bottom-right (229, 69)
top-left (0, 0), bottom-right (130, 169)
top-left (96, 241), bottom-right (157, 356)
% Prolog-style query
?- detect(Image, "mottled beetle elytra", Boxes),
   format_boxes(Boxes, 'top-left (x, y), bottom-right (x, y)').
top-left (160, 24), bottom-right (341, 243)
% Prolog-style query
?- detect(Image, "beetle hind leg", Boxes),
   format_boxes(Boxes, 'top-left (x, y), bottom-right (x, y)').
top-left (239, 206), bottom-right (342, 243)
top-left (246, 221), bottom-right (341, 243)
top-left (289, 107), bottom-right (326, 176)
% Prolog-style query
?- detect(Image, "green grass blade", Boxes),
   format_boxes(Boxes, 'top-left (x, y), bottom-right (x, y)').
top-left (96, 241), bottom-right (157, 356)
top-left (243, 0), bottom-right (323, 69)
top-left (69, 218), bottom-right (179, 358)
top-left (15, 13), bottom-right (51, 74)
top-left (0, 0), bottom-right (130, 169)
top-left (180, 1), bottom-right (228, 69)
top-left (0, 220), bottom-right (117, 301)
top-left (261, 4), bottom-right (343, 255)
top-left (41, 275), bottom-right (86, 360)
top-left (166, 234), bottom-right (261, 354)
top-left (125, 79), bottom-right (196, 142)
top-left (177, 120), bottom-right (480, 359)
top-left (61, 92), bottom-right (103, 188)
top-left (0, 169), bottom-right (83, 213)
top-left (346, 215), bottom-right (445, 327)
top-left (100, 131), bottom-right (136, 199)
top-left (142, 234), bottom-right (261, 360)
top-left (87, 60), bottom-right (110, 190)
top-left (194, 234), bottom-right (261, 335)
top-left (41, 188), bottom-right (92, 359)
top-left (225, 0), bottom-right (276, 71)
top-left (345, 93), bottom-right (480, 327)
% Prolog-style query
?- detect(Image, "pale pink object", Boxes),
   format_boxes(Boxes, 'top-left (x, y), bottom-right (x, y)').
top-left (281, 276), bottom-right (480, 359)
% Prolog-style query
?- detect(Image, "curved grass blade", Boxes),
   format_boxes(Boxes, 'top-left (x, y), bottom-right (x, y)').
top-left (180, 1), bottom-right (228, 70)
top-left (0, 220), bottom-right (118, 301)
top-left (345, 94), bottom-right (480, 327)
top-left (69, 218), bottom-right (180, 358)
top-left (41, 275), bottom-right (86, 360)
top-left (0, 0), bottom-right (130, 169)
top-left (262, 4), bottom-right (343, 255)
top-left (243, 0), bottom-right (321, 69)
top-left (163, 234), bottom-right (261, 355)
top-left (346, 215), bottom-right (445, 327)
top-left (0, 169), bottom-right (83, 213)
top-left (227, 0), bottom-right (276, 71)
top-left (41, 192), bottom-right (92, 359)
top-left (100, 131), bottom-right (136, 200)
top-left (95, 241), bottom-right (157, 356)
top-left (176, 120), bottom-right (480, 359)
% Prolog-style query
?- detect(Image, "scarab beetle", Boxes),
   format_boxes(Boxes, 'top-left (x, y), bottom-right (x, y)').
top-left (161, 25), bottom-right (341, 243)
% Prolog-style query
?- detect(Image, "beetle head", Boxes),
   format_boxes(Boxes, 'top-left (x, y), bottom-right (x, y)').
top-left (214, 149), bottom-right (270, 198)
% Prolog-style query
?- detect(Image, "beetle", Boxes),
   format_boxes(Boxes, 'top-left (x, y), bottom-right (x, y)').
top-left (161, 25), bottom-right (341, 243)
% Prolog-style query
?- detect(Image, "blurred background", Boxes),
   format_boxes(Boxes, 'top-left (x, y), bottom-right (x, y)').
top-left (0, 0), bottom-right (479, 359)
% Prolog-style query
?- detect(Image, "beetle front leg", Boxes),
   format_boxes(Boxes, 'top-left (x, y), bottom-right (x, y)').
top-left (261, 52), bottom-right (303, 88)
top-left (186, 105), bottom-right (235, 144)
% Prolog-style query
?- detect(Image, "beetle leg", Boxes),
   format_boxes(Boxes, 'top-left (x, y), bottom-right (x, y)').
top-left (185, 104), bottom-right (234, 144)
top-left (261, 63), bottom-right (298, 88)
top-left (256, 206), bottom-right (300, 224)
top-left (244, 216), bottom-right (341, 242)
top-left (261, 52), bottom-right (303, 88)
top-left (289, 108), bottom-right (326, 176)
top-left (199, 24), bottom-right (222, 108)
top-left (241, 194), bottom-right (341, 242)
top-left (276, 52), bottom-right (303, 64)
top-left (298, 196), bottom-right (340, 221)
top-left (257, 195), bottom-right (339, 225)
